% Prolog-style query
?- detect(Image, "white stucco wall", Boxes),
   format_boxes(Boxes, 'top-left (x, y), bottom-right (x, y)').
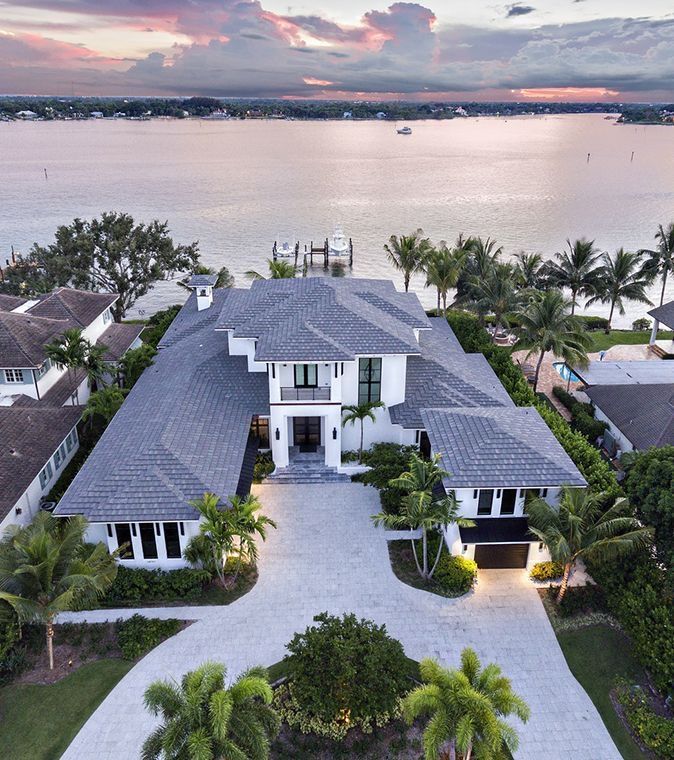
top-left (593, 406), bottom-right (634, 454)
top-left (227, 333), bottom-right (267, 373)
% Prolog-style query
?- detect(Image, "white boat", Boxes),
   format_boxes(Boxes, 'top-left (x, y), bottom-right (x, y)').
top-left (273, 237), bottom-right (298, 258)
top-left (328, 226), bottom-right (349, 256)
top-left (396, 126), bottom-right (412, 135)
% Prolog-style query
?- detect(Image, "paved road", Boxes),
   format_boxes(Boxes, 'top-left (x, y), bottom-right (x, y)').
top-left (61, 482), bottom-right (619, 760)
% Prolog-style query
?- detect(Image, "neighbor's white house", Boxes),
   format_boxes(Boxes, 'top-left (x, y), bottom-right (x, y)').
top-left (55, 276), bottom-right (585, 571)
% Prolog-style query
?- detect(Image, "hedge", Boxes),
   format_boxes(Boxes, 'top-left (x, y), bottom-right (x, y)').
top-left (102, 567), bottom-right (208, 606)
top-left (115, 614), bottom-right (182, 660)
top-left (552, 386), bottom-right (608, 442)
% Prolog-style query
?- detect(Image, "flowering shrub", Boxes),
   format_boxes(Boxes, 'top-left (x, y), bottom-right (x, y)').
top-left (433, 555), bottom-right (477, 594)
top-left (615, 681), bottom-right (674, 759)
top-left (530, 561), bottom-right (564, 582)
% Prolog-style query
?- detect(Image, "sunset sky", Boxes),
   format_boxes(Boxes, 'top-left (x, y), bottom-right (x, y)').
top-left (1, 0), bottom-right (673, 100)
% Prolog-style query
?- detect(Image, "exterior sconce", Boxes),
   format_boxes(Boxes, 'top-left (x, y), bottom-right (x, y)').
top-left (275, 428), bottom-right (280, 441)
top-left (332, 427), bottom-right (337, 440)
top-left (538, 542), bottom-right (544, 552)
top-left (462, 544), bottom-right (468, 553)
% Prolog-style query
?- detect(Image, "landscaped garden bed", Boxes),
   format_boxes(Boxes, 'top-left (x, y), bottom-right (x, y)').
top-left (388, 540), bottom-right (476, 598)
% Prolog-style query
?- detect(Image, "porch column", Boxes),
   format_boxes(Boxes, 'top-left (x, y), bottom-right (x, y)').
top-left (649, 319), bottom-right (659, 346)
top-left (324, 407), bottom-right (342, 467)
top-left (269, 407), bottom-right (289, 467)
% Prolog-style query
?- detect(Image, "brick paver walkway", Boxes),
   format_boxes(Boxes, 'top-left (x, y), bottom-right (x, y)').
top-left (61, 483), bottom-right (619, 760)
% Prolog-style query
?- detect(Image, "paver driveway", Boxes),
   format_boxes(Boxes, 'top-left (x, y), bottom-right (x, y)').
top-left (61, 482), bottom-right (619, 760)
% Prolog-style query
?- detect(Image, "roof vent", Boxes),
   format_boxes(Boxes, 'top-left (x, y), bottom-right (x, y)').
top-left (186, 274), bottom-right (217, 311)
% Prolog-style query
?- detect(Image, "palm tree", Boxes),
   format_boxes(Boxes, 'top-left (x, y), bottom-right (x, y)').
top-left (0, 513), bottom-right (117, 670)
top-left (384, 229), bottom-right (432, 292)
top-left (142, 661), bottom-right (279, 760)
top-left (185, 493), bottom-right (235, 587)
top-left (245, 259), bottom-right (296, 280)
top-left (513, 251), bottom-right (544, 290)
top-left (466, 262), bottom-right (521, 338)
top-left (403, 649), bottom-right (529, 760)
top-left (585, 248), bottom-right (652, 332)
top-left (372, 454), bottom-right (474, 580)
top-left (180, 264), bottom-right (234, 290)
top-left (118, 343), bottom-right (157, 389)
top-left (341, 400), bottom-right (385, 463)
top-left (527, 487), bottom-right (653, 603)
top-left (82, 385), bottom-right (127, 429)
top-left (514, 289), bottom-right (591, 392)
top-left (44, 327), bottom-right (90, 405)
top-left (83, 341), bottom-right (108, 392)
top-left (455, 236), bottom-right (503, 304)
top-left (546, 238), bottom-right (601, 315)
top-left (638, 222), bottom-right (674, 307)
top-left (225, 494), bottom-right (277, 582)
top-left (425, 243), bottom-right (466, 314)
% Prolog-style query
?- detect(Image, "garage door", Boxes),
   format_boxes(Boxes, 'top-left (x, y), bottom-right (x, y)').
top-left (474, 543), bottom-right (529, 569)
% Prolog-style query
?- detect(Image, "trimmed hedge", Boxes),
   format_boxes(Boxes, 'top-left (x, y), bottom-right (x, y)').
top-left (433, 555), bottom-right (477, 594)
top-left (530, 561), bottom-right (563, 582)
top-left (577, 315), bottom-right (610, 331)
top-left (115, 614), bottom-right (182, 660)
top-left (615, 681), bottom-right (674, 758)
top-left (102, 567), bottom-right (208, 605)
top-left (552, 386), bottom-right (608, 442)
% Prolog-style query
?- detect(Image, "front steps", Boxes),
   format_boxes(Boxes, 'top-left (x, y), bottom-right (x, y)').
top-left (267, 451), bottom-right (351, 484)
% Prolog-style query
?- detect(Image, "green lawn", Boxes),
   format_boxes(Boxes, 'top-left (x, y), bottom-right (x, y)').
top-left (556, 625), bottom-right (647, 760)
top-left (586, 329), bottom-right (673, 353)
top-left (0, 659), bottom-right (132, 760)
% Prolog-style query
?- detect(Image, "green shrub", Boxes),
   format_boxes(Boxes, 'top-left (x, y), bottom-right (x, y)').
top-left (615, 681), bottom-right (674, 758)
top-left (547, 583), bottom-right (607, 618)
top-left (115, 614), bottom-right (182, 660)
top-left (632, 318), bottom-right (651, 331)
top-left (577, 315), bottom-right (609, 331)
top-left (0, 620), bottom-right (26, 685)
top-left (142, 304), bottom-right (182, 348)
top-left (433, 554), bottom-right (477, 594)
top-left (253, 451), bottom-right (275, 483)
top-left (354, 443), bottom-right (417, 515)
top-left (530, 561), bottom-right (564, 582)
top-left (445, 310), bottom-right (491, 352)
top-left (103, 567), bottom-right (208, 605)
top-left (285, 612), bottom-right (410, 732)
top-left (551, 386), bottom-right (608, 443)
top-left (340, 450), bottom-right (359, 463)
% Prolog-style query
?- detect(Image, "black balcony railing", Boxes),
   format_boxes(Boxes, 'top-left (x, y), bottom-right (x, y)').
top-left (280, 387), bottom-right (331, 401)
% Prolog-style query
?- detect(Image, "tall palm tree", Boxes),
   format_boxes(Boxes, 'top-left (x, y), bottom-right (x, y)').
top-left (82, 385), bottom-right (127, 429)
top-left (546, 238), bottom-right (601, 315)
top-left (466, 262), bottom-right (521, 338)
top-left (403, 649), bottom-right (529, 760)
top-left (225, 494), bottom-right (277, 582)
top-left (245, 259), bottom-right (296, 280)
top-left (425, 243), bottom-right (467, 313)
top-left (0, 513), bottom-right (117, 669)
top-left (585, 248), bottom-right (652, 332)
top-left (513, 251), bottom-right (544, 290)
top-left (384, 229), bottom-right (432, 292)
top-left (142, 661), bottom-right (279, 760)
top-left (455, 236), bottom-right (503, 304)
top-left (44, 327), bottom-right (90, 405)
top-left (341, 400), bottom-right (385, 463)
top-left (83, 341), bottom-right (108, 392)
top-left (638, 222), bottom-right (674, 307)
top-left (514, 289), bottom-right (591, 391)
top-left (185, 493), bottom-right (235, 587)
top-left (527, 487), bottom-right (653, 603)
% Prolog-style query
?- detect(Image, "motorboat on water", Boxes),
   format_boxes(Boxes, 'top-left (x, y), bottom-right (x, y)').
top-left (273, 237), bottom-right (298, 258)
top-left (396, 126), bottom-right (412, 135)
top-left (328, 226), bottom-right (349, 256)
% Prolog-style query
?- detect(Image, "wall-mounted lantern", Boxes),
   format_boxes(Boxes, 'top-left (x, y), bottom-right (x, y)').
top-left (332, 427), bottom-right (337, 440)
top-left (275, 428), bottom-right (280, 441)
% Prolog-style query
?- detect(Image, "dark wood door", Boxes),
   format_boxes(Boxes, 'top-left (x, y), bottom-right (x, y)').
top-left (474, 543), bottom-right (529, 569)
top-left (293, 416), bottom-right (321, 451)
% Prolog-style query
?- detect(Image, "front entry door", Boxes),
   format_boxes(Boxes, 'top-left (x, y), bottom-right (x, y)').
top-left (293, 417), bottom-right (321, 452)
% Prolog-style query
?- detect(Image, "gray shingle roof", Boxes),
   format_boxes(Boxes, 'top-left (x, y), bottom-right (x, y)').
top-left (54, 294), bottom-right (270, 522)
top-left (0, 405), bottom-right (82, 520)
top-left (27, 288), bottom-right (117, 327)
top-left (648, 300), bottom-right (674, 331)
top-left (389, 319), bottom-right (513, 428)
top-left (421, 406), bottom-right (586, 489)
top-left (187, 274), bottom-right (218, 287)
top-left (216, 278), bottom-right (430, 361)
top-left (585, 383), bottom-right (674, 450)
top-left (572, 360), bottom-right (674, 387)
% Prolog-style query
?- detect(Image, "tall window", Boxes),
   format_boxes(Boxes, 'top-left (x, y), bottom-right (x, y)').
top-left (4, 369), bottom-right (24, 383)
top-left (139, 523), bottom-right (158, 559)
top-left (294, 364), bottom-right (317, 387)
top-left (163, 523), bottom-right (182, 559)
top-left (477, 489), bottom-right (494, 516)
top-left (38, 462), bottom-right (53, 490)
top-left (250, 416), bottom-right (270, 448)
top-left (115, 524), bottom-right (134, 559)
top-left (500, 489), bottom-right (517, 515)
top-left (358, 358), bottom-right (381, 404)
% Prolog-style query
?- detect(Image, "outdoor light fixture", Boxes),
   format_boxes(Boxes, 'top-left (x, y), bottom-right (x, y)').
top-left (332, 427), bottom-right (337, 440)
top-left (275, 428), bottom-right (280, 441)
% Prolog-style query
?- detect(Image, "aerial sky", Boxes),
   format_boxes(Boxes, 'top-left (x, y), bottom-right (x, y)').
top-left (1, 0), bottom-right (673, 100)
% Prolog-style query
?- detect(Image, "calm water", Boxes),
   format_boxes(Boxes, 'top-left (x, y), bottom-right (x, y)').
top-left (2, 114), bottom-right (673, 326)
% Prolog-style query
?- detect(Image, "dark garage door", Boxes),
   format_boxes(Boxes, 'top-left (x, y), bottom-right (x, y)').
top-left (474, 543), bottom-right (529, 569)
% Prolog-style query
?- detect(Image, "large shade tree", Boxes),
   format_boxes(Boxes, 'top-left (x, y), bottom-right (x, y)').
top-left (639, 222), bottom-right (674, 307)
top-left (384, 229), bottom-right (433, 292)
top-left (0, 513), bottom-right (117, 670)
top-left (142, 661), bottom-right (279, 760)
top-left (527, 487), bottom-right (653, 603)
top-left (546, 238), bottom-right (601, 315)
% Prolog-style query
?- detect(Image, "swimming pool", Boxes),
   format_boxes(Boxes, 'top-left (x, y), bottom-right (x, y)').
top-left (553, 362), bottom-right (581, 383)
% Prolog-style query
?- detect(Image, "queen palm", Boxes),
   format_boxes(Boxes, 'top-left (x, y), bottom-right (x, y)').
top-left (0, 513), bottom-right (117, 670)
top-left (546, 238), bottom-right (601, 315)
top-left (341, 400), bottom-right (385, 463)
top-left (425, 243), bottom-right (466, 314)
top-left (226, 494), bottom-right (277, 582)
top-left (527, 487), bottom-right (653, 603)
top-left (142, 661), bottom-right (279, 760)
top-left (466, 262), bottom-right (521, 338)
top-left (403, 649), bottom-right (529, 760)
top-left (44, 327), bottom-right (90, 404)
top-left (585, 248), bottom-right (652, 332)
top-left (639, 222), bottom-right (674, 307)
top-left (83, 340), bottom-right (108, 392)
top-left (514, 289), bottom-right (591, 391)
top-left (384, 229), bottom-right (433, 292)
top-left (245, 259), bottom-right (296, 280)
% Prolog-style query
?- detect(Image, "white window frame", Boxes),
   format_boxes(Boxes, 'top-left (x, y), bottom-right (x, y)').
top-left (103, 307), bottom-right (112, 324)
top-left (4, 369), bottom-right (24, 383)
top-left (35, 359), bottom-right (51, 379)
top-left (38, 461), bottom-right (53, 489)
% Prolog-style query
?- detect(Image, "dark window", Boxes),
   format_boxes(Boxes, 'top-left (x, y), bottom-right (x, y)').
top-left (251, 416), bottom-right (270, 448)
top-left (473, 489), bottom-right (478, 499)
top-left (477, 490), bottom-right (494, 516)
top-left (179, 522), bottom-right (185, 536)
top-left (500, 489), bottom-right (517, 515)
top-left (106, 524), bottom-right (113, 538)
top-left (358, 358), bottom-right (381, 404)
top-left (163, 523), bottom-right (182, 559)
top-left (115, 524), bottom-right (134, 559)
top-left (294, 364), bottom-right (317, 387)
top-left (541, 488), bottom-right (548, 498)
top-left (139, 523), bottom-right (158, 559)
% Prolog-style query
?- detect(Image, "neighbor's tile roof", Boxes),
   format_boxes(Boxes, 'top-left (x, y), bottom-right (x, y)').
top-left (27, 288), bottom-right (117, 327)
top-left (0, 404), bottom-right (82, 520)
top-left (648, 299), bottom-right (674, 331)
top-left (585, 383), bottom-right (674, 450)
top-left (99, 323), bottom-right (144, 361)
top-left (0, 311), bottom-right (68, 368)
top-left (0, 294), bottom-right (28, 312)
top-left (215, 278), bottom-right (430, 361)
top-left (421, 406), bottom-right (586, 489)
top-left (389, 318), bottom-right (513, 428)
top-left (55, 291), bottom-right (270, 522)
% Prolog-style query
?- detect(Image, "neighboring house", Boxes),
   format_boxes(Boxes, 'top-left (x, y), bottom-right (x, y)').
top-left (55, 277), bottom-right (585, 570)
top-left (648, 299), bottom-right (674, 358)
top-left (0, 287), bottom-right (143, 407)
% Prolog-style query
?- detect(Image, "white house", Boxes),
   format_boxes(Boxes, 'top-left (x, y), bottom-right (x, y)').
top-left (55, 277), bottom-right (585, 570)
top-left (648, 299), bottom-right (674, 358)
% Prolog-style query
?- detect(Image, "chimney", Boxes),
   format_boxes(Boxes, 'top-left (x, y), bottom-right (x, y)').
top-left (187, 274), bottom-right (218, 311)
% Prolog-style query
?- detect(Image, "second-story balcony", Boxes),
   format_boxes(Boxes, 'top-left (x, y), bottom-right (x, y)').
top-left (280, 386), bottom-right (331, 401)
